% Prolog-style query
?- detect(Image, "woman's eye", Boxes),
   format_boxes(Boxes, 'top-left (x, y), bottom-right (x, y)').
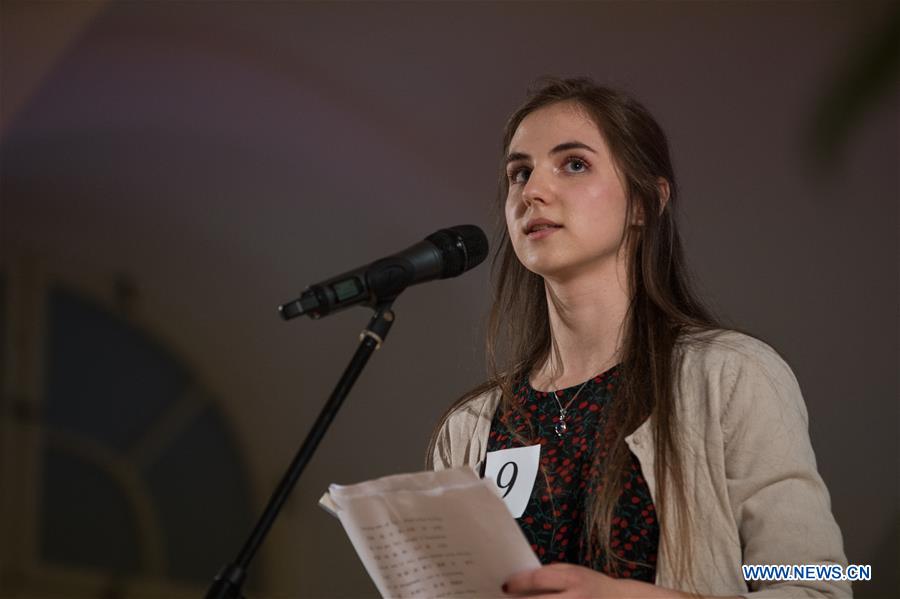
top-left (565, 157), bottom-right (587, 173)
top-left (508, 167), bottom-right (530, 184)
top-left (508, 158), bottom-right (585, 184)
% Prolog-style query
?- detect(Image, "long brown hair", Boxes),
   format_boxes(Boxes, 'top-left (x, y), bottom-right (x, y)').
top-left (427, 77), bottom-right (726, 590)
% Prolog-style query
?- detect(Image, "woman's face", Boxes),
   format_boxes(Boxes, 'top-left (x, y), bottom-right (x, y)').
top-left (505, 101), bottom-right (633, 283)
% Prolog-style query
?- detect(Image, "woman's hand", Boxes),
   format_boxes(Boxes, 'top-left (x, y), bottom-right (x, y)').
top-left (502, 563), bottom-right (710, 599)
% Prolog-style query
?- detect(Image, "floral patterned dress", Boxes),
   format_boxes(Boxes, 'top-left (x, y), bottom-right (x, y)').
top-left (486, 364), bottom-right (659, 581)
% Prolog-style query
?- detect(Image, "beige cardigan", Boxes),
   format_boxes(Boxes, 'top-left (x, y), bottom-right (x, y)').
top-left (431, 330), bottom-right (851, 598)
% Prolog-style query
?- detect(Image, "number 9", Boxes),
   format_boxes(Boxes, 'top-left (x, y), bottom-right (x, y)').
top-left (496, 461), bottom-right (518, 498)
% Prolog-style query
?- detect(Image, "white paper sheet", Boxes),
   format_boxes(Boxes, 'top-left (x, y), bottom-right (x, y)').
top-left (325, 467), bottom-right (540, 598)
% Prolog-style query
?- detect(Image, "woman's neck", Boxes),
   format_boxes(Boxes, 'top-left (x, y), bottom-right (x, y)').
top-left (530, 263), bottom-right (631, 392)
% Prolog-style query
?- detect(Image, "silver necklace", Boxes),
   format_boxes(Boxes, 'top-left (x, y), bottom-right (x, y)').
top-left (551, 379), bottom-right (591, 437)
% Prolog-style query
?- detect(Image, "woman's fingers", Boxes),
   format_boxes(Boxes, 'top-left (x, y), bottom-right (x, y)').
top-left (503, 563), bottom-right (580, 595)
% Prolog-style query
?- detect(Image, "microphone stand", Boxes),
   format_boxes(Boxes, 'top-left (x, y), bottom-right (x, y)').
top-left (205, 299), bottom-right (397, 599)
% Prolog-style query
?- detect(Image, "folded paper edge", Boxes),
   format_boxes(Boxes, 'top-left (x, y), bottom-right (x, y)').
top-left (318, 491), bottom-right (339, 518)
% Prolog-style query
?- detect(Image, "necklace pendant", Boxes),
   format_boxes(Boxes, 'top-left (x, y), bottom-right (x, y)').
top-left (551, 383), bottom-right (588, 438)
top-left (554, 419), bottom-right (567, 436)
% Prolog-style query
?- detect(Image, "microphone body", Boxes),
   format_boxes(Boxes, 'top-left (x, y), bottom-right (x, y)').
top-left (279, 225), bottom-right (488, 320)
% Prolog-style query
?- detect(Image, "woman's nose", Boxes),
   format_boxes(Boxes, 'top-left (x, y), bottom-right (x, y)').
top-left (522, 166), bottom-right (553, 206)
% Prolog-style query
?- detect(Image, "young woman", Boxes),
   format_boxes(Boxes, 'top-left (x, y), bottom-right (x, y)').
top-left (427, 78), bottom-right (850, 598)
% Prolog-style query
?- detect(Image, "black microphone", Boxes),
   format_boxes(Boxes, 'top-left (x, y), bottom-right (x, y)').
top-left (278, 224), bottom-right (489, 320)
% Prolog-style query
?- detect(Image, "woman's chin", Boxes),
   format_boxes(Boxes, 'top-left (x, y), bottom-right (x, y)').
top-left (520, 259), bottom-right (570, 280)
top-left (520, 257), bottom-right (611, 285)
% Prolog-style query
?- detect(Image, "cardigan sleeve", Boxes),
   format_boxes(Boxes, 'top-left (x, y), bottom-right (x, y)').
top-left (720, 341), bottom-right (851, 598)
top-left (431, 412), bottom-right (455, 471)
top-left (429, 388), bottom-right (500, 473)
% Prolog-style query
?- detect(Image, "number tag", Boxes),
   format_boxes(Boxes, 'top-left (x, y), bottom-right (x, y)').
top-left (484, 444), bottom-right (541, 518)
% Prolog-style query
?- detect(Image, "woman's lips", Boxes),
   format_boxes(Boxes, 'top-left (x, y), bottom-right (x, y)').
top-left (526, 226), bottom-right (562, 240)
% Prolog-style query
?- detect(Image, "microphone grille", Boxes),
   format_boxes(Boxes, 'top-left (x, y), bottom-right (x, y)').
top-left (426, 225), bottom-right (489, 278)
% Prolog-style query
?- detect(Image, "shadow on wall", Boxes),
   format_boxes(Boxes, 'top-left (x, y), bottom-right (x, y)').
top-left (808, 7), bottom-right (899, 593)
top-left (806, 1), bottom-right (899, 168)
top-left (0, 271), bottom-right (256, 597)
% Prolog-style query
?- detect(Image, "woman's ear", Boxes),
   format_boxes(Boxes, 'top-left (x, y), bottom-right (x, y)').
top-left (632, 178), bottom-right (671, 226)
top-left (657, 177), bottom-right (671, 215)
